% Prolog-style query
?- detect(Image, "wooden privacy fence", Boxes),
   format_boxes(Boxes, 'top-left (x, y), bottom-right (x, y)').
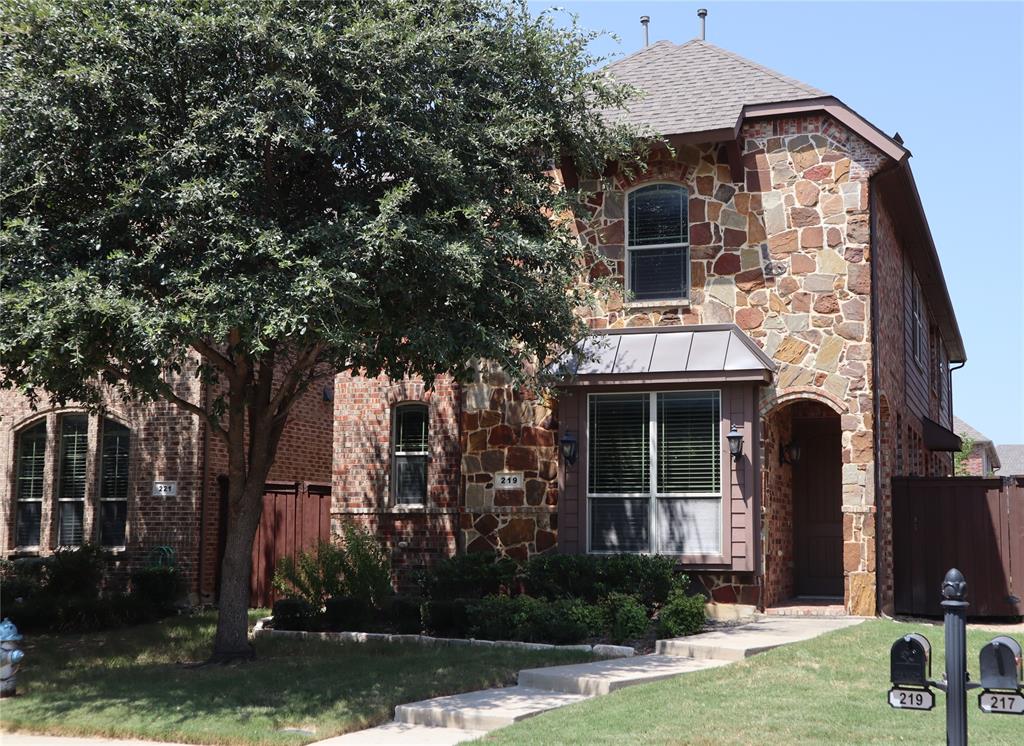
top-left (249, 481), bottom-right (332, 608)
top-left (893, 477), bottom-right (1024, 618)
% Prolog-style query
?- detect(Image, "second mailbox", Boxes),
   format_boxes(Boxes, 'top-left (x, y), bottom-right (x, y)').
top-left (891, 633), bottom-right (932, 687)
top-left (979, 636), bottom-right (1022, 691)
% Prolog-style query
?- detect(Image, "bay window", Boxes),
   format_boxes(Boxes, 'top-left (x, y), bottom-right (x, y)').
top-left (57, 415), bottom-right (88, 546)
top-left (15, 420), bottom-right (46, 547)
top-left (588, 391), bottom-right (722, 555)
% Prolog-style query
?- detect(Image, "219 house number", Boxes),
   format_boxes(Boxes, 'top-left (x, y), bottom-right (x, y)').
top-left (494, 471), bottom-right (523, 490)
top-left (888, 688), bottom-right (934, 710)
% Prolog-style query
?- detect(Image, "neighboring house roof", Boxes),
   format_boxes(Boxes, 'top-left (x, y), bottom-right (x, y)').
top-left (953, 416), bottom-right (1002, 470)
top-left (995, 444), bottom-right (1024, 476)
top-left (553, 324), bottom-right (775, 384)
top-left (603, 40), bottom-right (825, 137)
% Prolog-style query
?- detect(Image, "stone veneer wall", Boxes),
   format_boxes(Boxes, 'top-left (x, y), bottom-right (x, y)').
top-left (573, 114), bottom-right (885, 615)
top-left (459, 362), bottom-right (559, 561)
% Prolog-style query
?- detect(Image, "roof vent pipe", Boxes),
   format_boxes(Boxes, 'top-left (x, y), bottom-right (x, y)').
top-left (697, 8), bottom-right (707, 40)
top-left (640, 15), bottom-right (650, 47)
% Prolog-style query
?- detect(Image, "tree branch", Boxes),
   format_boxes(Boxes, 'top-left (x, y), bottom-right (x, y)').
top-left (191, 338), bottom-right (237, 378)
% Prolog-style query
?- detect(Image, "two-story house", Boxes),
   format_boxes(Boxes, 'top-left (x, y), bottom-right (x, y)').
top-left (331, 39), bottom-right (965, 617)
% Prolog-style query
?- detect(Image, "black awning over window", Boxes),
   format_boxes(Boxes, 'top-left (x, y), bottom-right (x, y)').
top-left (923, 417), bottom-right (962, 452)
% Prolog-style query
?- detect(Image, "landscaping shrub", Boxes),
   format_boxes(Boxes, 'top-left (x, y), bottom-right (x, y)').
top-left (419, 553), bottom-right (518, 600)
top-left (273, 527), bottom-right (393, 612)
top-left (130, 566), bottom-right (181, 608)
top-left (658, 589), bottom-right (707, 638)
top-left (422, 598), bottom-right (471, 637)
top-left (6, 593), bottom-right (160, 634)
top-left (271, 598), bottom-right (315, 631)
top-left (0, 557), bottom-right (47, 610)
top-left (383, 595), bottom-right (423, 634)
top-left (323, 595), bottom-right (372, 631)
top-left (601, 592), bottom-right (649, 643)
top-left (518, 554), bottom-right (676, 609)
top-left (273, 541), bottom-right (347, 610)
top-left (337, 524), bottom-right (393, 608)
top-left (45, 544), bottom-right (109, 600)
top-left (465, 595), bottom-right (604, 644)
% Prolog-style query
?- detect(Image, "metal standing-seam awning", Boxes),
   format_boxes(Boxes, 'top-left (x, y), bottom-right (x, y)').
top-left (552, 324), bottom-right (776, 386)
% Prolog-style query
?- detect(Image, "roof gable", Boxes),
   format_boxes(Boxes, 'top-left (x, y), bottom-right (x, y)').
top-left (603, 39), bottom-right (826, 136)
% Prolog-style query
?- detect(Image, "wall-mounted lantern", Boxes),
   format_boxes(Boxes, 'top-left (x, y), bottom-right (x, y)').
top-left (560, 431), bottom-right (578, 466)
top-left (779, 439), bottom-right (801, 466)
top-left (726, 426), bottom-right (744, 462)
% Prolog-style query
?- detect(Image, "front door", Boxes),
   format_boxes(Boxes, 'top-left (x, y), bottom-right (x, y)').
top-left (793, 416), bottom-right (844, 596)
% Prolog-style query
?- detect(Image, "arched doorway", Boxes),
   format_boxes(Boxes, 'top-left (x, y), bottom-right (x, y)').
top-left (763, 398), bottom-right (844, 605)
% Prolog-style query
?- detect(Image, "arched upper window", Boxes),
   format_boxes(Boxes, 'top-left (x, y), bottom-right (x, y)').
top-left (392, 403), bottom-right (429, 505)
top-left (15, 420), bottom-right (47, 547)
top-left (626, 184), bottom-right (689, 301)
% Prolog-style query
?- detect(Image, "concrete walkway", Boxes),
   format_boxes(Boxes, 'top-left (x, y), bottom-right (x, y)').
top-left (317, 615), bottom-right (863, 745)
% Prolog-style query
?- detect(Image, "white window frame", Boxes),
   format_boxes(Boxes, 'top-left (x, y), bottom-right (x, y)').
top-left (55, 414), bottom-right (89, 549)
top-left (97, 418), bottom-right (131, 549)
top-left (585, 389), bottom-right (723, 558)
top-left (13, 419), bottom-right (47, 550)
top-left (624, 183), bottom-right (690, 304)
top-left (390, 402), bottom-right (429, 508)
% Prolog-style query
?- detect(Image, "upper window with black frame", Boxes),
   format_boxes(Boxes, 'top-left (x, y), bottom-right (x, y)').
top-left (627, 184), bottom-right (689, 302)
top-left (392, 403), bottom-right (429, 505)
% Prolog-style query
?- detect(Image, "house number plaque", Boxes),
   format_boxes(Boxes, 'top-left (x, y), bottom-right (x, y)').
top-left (494, 471), bottom-right (523, 490)
top-left (152, 481), bottom-right (178, 497)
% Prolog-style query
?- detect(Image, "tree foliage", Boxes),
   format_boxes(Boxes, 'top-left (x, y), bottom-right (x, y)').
top-left (0, 0), bottom-right (645, 656)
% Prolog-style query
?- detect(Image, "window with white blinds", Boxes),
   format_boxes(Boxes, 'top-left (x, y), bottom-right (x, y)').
top-left (99, 419), bottom-right (130, 546)
top-left (393, 403), bottom-right (428, 505)
top-left (626, 184), bottom-right (689, 302)
top-left (588, 391), bottom-right (722, 555)
top-left (58, 415), bottom-right (88, 546)
top-left (15, 420), bottom-right (46, 547)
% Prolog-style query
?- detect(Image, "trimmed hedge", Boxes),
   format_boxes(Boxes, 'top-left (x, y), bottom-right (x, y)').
top-left (658, 589), bottom-right (707, 637)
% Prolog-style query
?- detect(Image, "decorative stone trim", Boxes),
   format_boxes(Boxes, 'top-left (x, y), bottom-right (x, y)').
top-left (759, 387), bottom-right (849, 417)
top-left (251, 618), bottom-right (636, 657)
top-left (332, 507), bottom-right (460, 515)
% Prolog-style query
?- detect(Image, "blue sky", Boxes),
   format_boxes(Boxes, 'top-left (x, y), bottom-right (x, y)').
top-left (529, 1), bottom-right (1024, 445)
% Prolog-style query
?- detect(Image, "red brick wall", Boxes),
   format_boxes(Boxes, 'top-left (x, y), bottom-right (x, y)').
top-left (330, 374), bottom-right (461, 581)
top-left (1, 374), bottom-right (205, 597)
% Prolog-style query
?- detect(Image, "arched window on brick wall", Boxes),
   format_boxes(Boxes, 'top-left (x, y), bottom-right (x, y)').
top-left (626, 183), bottom-right (689, 302)
top-left (12, 413), bottom-right (132, 549)
top-left (14, 420), bottom-right (46, 547)
top-left (392, 403), bottom-right (429, 506)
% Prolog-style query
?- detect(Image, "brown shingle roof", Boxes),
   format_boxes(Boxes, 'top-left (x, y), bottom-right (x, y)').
top-left (604, 40), bottom-right (826, 135)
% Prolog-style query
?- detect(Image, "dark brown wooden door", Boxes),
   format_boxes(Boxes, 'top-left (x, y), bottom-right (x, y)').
top-left (793, 416), bottom-right (843, 596)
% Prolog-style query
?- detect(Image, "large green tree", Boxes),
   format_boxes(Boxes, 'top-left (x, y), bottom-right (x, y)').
top-left (0, 0), bottom-right (641, 658)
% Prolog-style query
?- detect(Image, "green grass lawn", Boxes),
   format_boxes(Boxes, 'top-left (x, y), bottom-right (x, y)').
top-left (0, 611), bottom-right (593, 745)
top-left (484, 620), bottom-right (1024, 745)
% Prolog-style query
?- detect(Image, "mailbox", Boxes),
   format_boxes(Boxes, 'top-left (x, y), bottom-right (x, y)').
top-left (891, 633), bottom-right (932, 687)
top-left (979, 636), bottom-right (1022, 691)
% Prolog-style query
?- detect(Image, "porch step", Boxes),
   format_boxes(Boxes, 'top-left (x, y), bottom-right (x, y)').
top-left (518, 654), bottom-right (728, 696)
top-left (657, 617), bottom-right (863, 661)
top-left (394, 686), bottom-right (591, 731)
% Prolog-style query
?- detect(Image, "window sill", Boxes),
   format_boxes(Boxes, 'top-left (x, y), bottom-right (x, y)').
top-left (623, 299), bottom-right (691, 311)
top-left (388, 504), bottom-right (428, 512)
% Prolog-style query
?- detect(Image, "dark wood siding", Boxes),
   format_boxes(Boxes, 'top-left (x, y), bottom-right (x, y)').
top-left (903, 256), bottom-right (930, 419)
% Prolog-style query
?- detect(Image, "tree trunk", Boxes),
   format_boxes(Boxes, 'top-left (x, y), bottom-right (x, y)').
top-left (211, 481), bottom-right (265, 661)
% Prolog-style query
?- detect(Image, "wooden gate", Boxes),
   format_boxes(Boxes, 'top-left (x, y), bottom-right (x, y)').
top-left (893, 477), bottom-right (1023, 618)
top-left (249, 481), bottom-right (332, 608)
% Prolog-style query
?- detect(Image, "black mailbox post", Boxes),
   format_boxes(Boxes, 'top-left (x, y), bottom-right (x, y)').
top-left (890, 633), bottom-right (932, 687)
top-left (979, 636), bottom-right (1022, 691)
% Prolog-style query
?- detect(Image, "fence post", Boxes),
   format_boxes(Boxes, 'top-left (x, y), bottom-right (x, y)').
top-left (941, 568), bottom-right (969, 746)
